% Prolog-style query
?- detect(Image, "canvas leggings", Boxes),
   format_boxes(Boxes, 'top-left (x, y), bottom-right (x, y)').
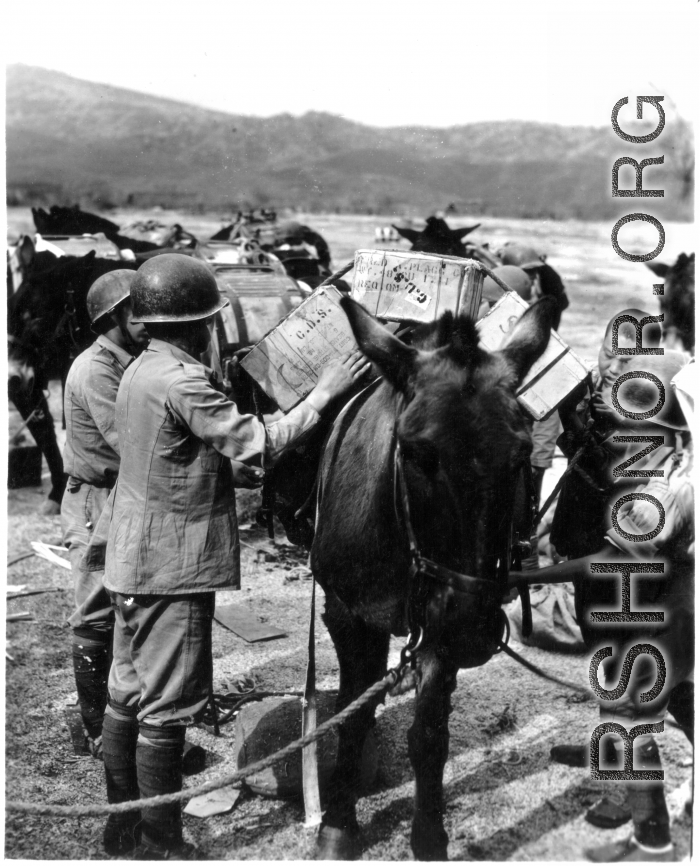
top-left (104, 592), bottom-right (215, 853)
top-left (61, 479), bottom-right (114, 739)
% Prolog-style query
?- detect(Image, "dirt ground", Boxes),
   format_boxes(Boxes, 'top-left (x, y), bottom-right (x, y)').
top-left (4, 210), bottom-right (694, 860)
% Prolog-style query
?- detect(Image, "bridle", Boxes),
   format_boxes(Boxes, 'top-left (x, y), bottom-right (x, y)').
top-left (393, 434), bottom-right (517, 666)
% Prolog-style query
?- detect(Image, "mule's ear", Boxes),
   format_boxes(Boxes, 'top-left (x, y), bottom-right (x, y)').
top-left (499, 297), bottom-right (556, 386)
top-left (340, 296), bottom-right (417, 391)
top-left (646, 261), bottom-right (669, 278)
top-left (18, 235), bottom-right (36, 269)
top-left (393, 225), bottom-right (421, 244)
top-left (453, 224), bottom-right (480, 239)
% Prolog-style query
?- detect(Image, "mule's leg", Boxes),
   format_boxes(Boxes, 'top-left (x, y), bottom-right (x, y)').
top-left (316, 592), bottom-right (390, 860)
top-left (10, 383), bottom-right (66, 505)
top-left (408, 650), bottom-right (458, 861)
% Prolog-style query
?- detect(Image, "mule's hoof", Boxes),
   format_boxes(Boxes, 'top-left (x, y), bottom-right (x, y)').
top-left (40, 499), bottom-right (61, 516)
top-left (316, 825), bottom-right (362, 860)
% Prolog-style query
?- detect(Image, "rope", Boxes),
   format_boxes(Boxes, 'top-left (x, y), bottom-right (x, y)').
top-left (5, 665), bottom-right (404, 818)
top-left (498, 641), bottom-right (590, 695)
top-left (316, 260), bottom-right (354, 288)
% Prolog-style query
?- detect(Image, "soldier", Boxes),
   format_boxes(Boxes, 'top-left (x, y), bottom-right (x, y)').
top-left (100, 255), bottom-right (368, 859)
top-left (498, 241), bottom-right (570, 330)
top-left (512, 351), bottom-right (693, 862)
top-left (60, 270), bottom-right (148, 758)
top-left (550, 309), bottom-right (663, 559)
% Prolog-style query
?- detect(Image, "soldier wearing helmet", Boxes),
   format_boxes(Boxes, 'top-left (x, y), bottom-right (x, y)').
top-left (98, 254), bottom-right (368, 858)
top-left (498, 241), bottom-right (570, 330)
top-left (60, 269), bottom-right (148, 766)
top-left (513, 349), bottom-right (693, 863)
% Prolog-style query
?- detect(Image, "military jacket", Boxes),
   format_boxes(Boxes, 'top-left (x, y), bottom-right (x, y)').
top-left (103, 339), bottom-right (319, 595)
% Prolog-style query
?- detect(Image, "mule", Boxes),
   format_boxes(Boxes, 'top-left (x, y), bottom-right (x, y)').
top-left (393, 215), bottom-right (481, 258)
top-left (310, 295), bottom-right (555, 860)
top-left (647, 252), bottom-right (695, 353)
top-left (31, 205), bottom-right (120, 236)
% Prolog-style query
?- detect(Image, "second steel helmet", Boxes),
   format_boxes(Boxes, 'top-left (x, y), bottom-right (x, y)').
top-left (483, 265), bottom-right (534, 304)
top-left (86, 269), bottom-right (135, 325)
top-left (130, 254), bottom-right (228, 323)
top-left (499, 242), bottom-right (546, 271)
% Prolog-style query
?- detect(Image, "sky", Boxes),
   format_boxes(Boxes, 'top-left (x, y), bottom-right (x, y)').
top-left (3, 0), bottom-right (698, 128)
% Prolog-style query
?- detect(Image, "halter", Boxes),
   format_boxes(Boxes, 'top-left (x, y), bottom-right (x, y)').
top-left (393, 436), bottom-right (507, 665)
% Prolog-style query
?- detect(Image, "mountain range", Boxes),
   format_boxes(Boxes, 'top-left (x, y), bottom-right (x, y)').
top-left (6, 64), bottom-right (693, 220)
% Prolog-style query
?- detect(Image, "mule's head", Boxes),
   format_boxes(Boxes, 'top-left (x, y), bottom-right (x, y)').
top-left (647, 253), bottom-right (695, 353)
top-left (340, 295), bottom-right (555, 666)
top-left (393, 216), bottom-right (481, 259)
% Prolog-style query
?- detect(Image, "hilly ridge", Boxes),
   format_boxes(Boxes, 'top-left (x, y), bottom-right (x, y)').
top-left (6, 64), bottom-right (693, 220)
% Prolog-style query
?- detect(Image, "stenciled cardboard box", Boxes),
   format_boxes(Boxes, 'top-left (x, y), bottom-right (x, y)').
top-left (240, 286), bottom-right (358, 411)
top-left (351, 249), bottom-right (483, 322)
top-left (477, 291), bottom-right (589, 420)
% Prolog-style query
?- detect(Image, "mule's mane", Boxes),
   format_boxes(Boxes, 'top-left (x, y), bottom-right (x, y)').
top-left (405, 311), bottom-right (481, 362)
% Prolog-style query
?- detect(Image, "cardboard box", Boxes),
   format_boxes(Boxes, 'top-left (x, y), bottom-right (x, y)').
top-left (240, 286), bottom-right (358, 411)
top-left (477, 292), bottom-right (588, 421)
top-left (351, 249), bottom-right (483, 323)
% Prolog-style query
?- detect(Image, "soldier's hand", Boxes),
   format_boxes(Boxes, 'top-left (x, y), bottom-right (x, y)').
top-left (307, 351), bottom-right (371, 412)
top-left (231, 461), bottom-right (264, 489)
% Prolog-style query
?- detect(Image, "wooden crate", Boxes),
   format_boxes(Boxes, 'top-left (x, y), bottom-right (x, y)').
top-left (351, 249), bottom-right (483, 323)
top-left (477, 292), bottom-right (588, 421)
top-left (240, 286), bottom-right (359, 411)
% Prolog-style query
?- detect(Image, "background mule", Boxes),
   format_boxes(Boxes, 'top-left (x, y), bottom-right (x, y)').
top-left (310, 295), bottom-right (556, 860)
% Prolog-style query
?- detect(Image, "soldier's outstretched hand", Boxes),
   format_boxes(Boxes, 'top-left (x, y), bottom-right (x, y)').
top-left (308, 351), bottom-right (371, 412)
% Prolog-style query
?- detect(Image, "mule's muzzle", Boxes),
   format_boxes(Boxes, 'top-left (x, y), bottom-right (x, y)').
top-left (424, 579), bottom-right (504, 669)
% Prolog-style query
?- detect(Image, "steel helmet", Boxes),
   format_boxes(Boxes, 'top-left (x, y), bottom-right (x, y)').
top-left (499, 242), bottom-right (546, 271)
top-left (86, 269), bottom-right (135, 324)
top-left (600, 351), bottom-right (690, 430)
top-left (483, 265), bottom-right (533, 303)
top-left (130, 254), bottom-right (228, 323)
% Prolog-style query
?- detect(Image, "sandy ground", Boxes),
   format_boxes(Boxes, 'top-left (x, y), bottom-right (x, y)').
top-left (5, 210), bottom-right (694, 860)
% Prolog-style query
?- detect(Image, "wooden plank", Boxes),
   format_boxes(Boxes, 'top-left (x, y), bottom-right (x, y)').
top-left (214, 604), bottom-right (286, 643)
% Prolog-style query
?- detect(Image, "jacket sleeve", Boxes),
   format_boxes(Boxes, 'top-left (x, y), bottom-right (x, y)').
top-left (166, 363), bottom-right (320, 466)
top-left (83, 355), bottom-right (122, 455)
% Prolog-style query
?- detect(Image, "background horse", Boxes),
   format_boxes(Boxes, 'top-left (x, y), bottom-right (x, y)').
top-left (310, 295), bottom-right (555, 859)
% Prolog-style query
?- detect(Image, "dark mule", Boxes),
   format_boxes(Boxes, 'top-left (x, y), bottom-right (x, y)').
top-left (647, 252), bottom-right (695, 353)
top-left (8, 249), bottom-right (137, 506)
top-left (310, 295), bottom-right (555, 860)
top-left (393, 215), bottom-right (482, 258)
top-left (32, 205), bottom-right (120, 236)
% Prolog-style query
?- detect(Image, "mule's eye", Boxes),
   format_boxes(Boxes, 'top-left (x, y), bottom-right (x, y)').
top-left (403, 439), bottom-right (440, 474)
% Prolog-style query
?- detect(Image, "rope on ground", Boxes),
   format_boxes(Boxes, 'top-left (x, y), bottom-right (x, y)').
top-left (5, 665), bottom-right (404, 819)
